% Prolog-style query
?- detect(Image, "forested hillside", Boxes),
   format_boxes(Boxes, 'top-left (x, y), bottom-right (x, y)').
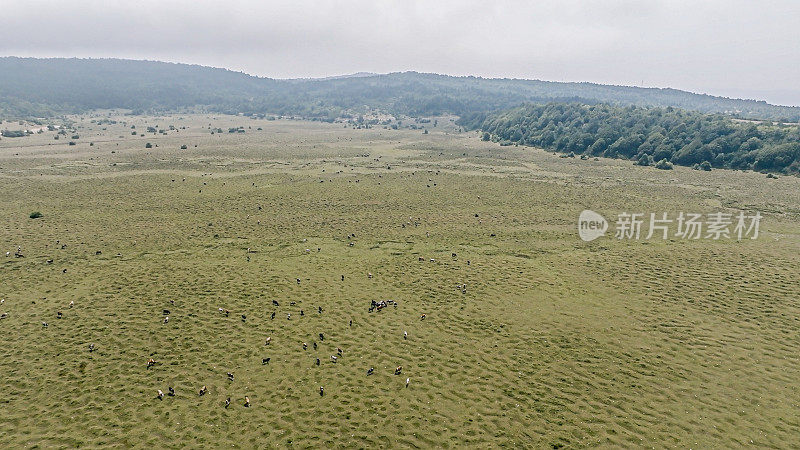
top-left (2, 57), bottom-right (799, 121)
top-left (458, 103), bottom-right (800, 173)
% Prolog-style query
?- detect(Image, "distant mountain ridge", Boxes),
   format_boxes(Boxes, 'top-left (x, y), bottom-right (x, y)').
top-left (1, 57), bottom-right (798, 121)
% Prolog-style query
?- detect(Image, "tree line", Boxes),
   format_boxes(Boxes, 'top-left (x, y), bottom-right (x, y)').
top-left (457, 103), bottom-right (800, 174)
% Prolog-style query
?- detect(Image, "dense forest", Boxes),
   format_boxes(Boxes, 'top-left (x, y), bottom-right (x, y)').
top-left (458, 103), bottom-right (800, 174)
top-left (2, 57), bottom-right (800, 121)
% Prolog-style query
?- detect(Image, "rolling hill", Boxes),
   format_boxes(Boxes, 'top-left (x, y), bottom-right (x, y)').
top-left (1, 57), bottom-right (799, 121)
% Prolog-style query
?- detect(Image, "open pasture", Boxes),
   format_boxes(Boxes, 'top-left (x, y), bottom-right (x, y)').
top-left (1, 115), bottom-right (799, 448)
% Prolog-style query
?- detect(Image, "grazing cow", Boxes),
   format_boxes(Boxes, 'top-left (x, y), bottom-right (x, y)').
top-left (404, 331), bottom-right (408, 340)
top-left (296, 278), bottom-right (301, 284)
top-left (225, 397), bottom-right (231, 408)
top-left (349, 320), bottom-right (352, 327)
top-left (262, 357), bottom-right (271, 364)
top-left (395, 366), bottom-right (402, 375)
top-left (265, 337), bottom-right (271, 345)
top-left (272, 300), bottom-right (279, 306)
top-left (270, 312), bottom-right (276, 320)
top-left (330, 355), bottom-right (337, 363)
top-left (418, 257), bottom-right (424, 262)
top-left (225, 310), bottom-right (230, 317)
top-left (319, 386), bottom-right (324, 396)
top-left (227, 372), bottom-right (234, 381)
top-left (341, 275), bottom-right (345, 281)
top-left (290, 301), bottom-right (296, 306)
top-left (420, 314), bottom-right (426, 320)
top-left (0, 313), bottom-right (6, 320)
top-left (46, 259), bottom-right (53, 264)
top-left (157, 390), bottom-right (164, 400)
top-left (244, 396), bottom-right (250, 407)
top-left (57, 311), bottom-right (62, 319)
top-left (337, 347), bottom-right (343, 356)
top-left (88, 343), bottom-right (94, 352)
top-left (241, 314), bottom-right (246, 322)
top-left (313, 342), bottom-right (317, 350)
top-left (287, 313), bottom-right (291, 320)
top-left (302, 342), bottom-right (308, 350)
top-left (163, 309), bottom-right (170, 315)
top-left (69, 301), bottom-right (74, 308)
top-left (42, 322), bottom-right (48, 327)
top-left (168, 387), bottom-right (175, 396)
top-left (96, 251), bottom-right (102, 255)
top-left (199, 386), bottom-right (208, 396)
top-left (368, 272), bottom-right (373, 279)
top-left (319, 333), bottom-right (324, 341)
top-left (300, 310), bottom-right (304, 316)
top-left (318, 306), bottom-right (322, 314)
top-left (367, 367), bottom-right (374, 376)
top-left (147, 358), bottom-right (156, 368)
top-left (163, 316), bottom-right (169, 324)
top-left (406, 377), bottom-right (410, 387)
top-left (315, 358), bottom-right (320, 366)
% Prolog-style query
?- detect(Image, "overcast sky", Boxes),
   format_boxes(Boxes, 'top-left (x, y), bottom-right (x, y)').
top-left (2, 0), bottom-right (799, 105)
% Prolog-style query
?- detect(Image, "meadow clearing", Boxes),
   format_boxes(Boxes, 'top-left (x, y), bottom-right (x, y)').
top-left (0, 114), bottom-right (799, 448)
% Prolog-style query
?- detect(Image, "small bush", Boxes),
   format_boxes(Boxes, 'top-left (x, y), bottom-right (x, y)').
top-left (180, 144), bottom-right (187, 149)
top-left (655, 159), bottom-right (673, 170)
top-left (29, 211), bottom-right (43, 219)
top-left (699, 161), bottom-right (712, 171)
top-left (145, 143), bottom-right (152, 148)
top-left (68, 141), bottom-right (76, 146)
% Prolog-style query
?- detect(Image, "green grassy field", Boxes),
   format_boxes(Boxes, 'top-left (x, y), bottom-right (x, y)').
top-left (1, 114), bottom-right (799, 448)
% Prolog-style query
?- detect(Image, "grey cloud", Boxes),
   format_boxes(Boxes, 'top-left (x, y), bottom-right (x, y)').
top-left (1, 0), bottom-right (798, 105)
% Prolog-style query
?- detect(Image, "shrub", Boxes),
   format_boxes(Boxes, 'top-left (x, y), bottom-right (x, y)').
top-left (699, 161), bottom-right (712, 171)
top-left (145, 143), bottom-right (152, 148)
top-left (29, 211), bottom-right (43, 219)
top-left (655, 159), bottom-right (673, 170)
top-left (1, 130), bottom-right (26, 138)
top-left (180, 145), bottom-right (187, 149)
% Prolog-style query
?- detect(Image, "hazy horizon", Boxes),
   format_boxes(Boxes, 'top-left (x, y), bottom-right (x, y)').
top-left (2, 1), bottom-right (799, 106)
